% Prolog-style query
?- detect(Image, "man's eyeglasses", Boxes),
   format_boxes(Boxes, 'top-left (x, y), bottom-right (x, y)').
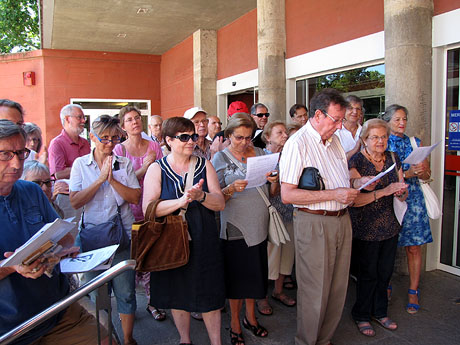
top-left (322, 110), bottom-right (341, 123)
top-left (172, 133), bottom-right (199, 142)
top-left (31, 179), bottom-right (55, 188)
top-left (69, 115), bottom-right (86, 121)
top-left (192, 119), bottom-right (209, 126)
top-left (255, 112), bottom-right (270, 118)
top-left (0, 148), bottom-right (30, 161)
top-left (93, 132), bottom-right (121, 144)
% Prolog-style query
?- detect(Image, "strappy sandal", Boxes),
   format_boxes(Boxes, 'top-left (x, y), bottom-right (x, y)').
top-left (283, 276), bottom-right (297, 290)
top-left (146, 305), bottom-right (166, 321)
top-left (355, 321), bottom-right (376, 337)
top-left (372, 316), bottom-right (398, 331)
top-left (256, 299), bottom-right (273, 316)
top-left (230, 329), bottom-right (245, 345)
top-left (406, 289), bottom-right (420, 314)
top-left (243, 316), bottom-right (268, 337)
top-left (272, 292), bottom-right (296, 307)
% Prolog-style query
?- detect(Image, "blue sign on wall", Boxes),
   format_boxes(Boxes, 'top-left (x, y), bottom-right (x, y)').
top-left (448, 110), bottom-right (460, 151)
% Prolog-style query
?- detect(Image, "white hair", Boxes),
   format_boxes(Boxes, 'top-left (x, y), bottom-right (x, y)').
top-left (149, 115), bottom-right (162, 124)
top-left (59, 104), bottom-right (84, 126)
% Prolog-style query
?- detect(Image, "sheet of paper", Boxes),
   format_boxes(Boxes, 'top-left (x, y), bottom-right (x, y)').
top-left (111, 169), bottom-right (128, 206)
top-left (0, 219), bottom-right (77, 267)
top-left (60, 245), bottom-right (119, 273)
top-left (245, 153), bottom-right (280, 189)
top-left (358, 163), bottom-right (396, 191)
top-left (402, 141), bottom-right (441, 165)
top-left (393, 197), bottom-right (408, 225)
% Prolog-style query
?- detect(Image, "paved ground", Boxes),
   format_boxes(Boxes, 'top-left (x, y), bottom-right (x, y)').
top-left (111, 270), bottom-right (460, 345)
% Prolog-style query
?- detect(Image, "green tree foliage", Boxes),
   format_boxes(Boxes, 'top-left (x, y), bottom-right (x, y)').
top-left (0, 0), bottom-right (39, 54)
top-left (316, 68), bottom-right (385, 92)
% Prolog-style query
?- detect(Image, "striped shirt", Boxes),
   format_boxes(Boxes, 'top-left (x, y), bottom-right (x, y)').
top-left (279, 120), bottom-right (350, 210)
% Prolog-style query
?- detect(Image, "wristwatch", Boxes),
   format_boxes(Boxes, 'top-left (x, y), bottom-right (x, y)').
top-left (198, 192), bottom-right (207, 203)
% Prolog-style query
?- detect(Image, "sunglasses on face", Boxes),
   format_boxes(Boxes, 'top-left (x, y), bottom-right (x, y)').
top-left (172, 133), bottom-right (199, 142)
top-left (255, 112), bottom-right (270, 118)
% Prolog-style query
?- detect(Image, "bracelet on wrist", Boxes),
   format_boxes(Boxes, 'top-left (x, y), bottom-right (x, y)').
top-left (373, 190), bottom-right (378, 202)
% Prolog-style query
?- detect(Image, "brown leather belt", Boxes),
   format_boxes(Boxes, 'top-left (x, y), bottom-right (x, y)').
top-left (298, 208), bottom-right (347, 217)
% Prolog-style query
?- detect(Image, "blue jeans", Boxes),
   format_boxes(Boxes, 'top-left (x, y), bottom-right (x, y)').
top-left (82, 247), bottom-right (136, 315)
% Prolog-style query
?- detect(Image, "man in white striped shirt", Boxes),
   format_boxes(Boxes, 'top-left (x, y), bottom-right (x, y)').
top-left (279, 88), bottom-right (359, 345)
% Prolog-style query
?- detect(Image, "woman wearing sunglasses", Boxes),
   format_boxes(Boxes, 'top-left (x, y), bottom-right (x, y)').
top-left (143, 117), bottom-right (225, 345)
top-left (212, 114), bottom-right (278, 345)
top-left (69, 115), bottom-right (141, 345)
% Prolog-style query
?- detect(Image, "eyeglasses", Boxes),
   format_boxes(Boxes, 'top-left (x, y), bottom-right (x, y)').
top-left (255, 112), bottom-right (270, 118)
top-left (294, 112), bottom-right (308, 119)
top-left (192, 119), bottom-right (209, 125)
top-left (0, 148), bottom-right (31, 161)
top-left (93, 132), bottom-right (121, 144)
top-left (172, 133), bottom-right (199, 142)
top-left (31, 179), bottom-right (55, 187)
top-left (367, 135), bottom-right (388, 142)
top-left (232, 134), bottom-right (252, 142)
top-left (124, 115), bottom-right (141, 123)
top-left (322, 110), bottom-right (341, 123)
top-left (347, 106), bottom-right (362, 112)
top-left (69, 115), bottom-right (86, 121)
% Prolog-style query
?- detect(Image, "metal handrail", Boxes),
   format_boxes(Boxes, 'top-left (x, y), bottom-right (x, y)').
top-left (0, 259), bottom-right (136, 345)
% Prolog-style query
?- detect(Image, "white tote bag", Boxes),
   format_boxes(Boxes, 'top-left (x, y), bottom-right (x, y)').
top-left (409, 137), bottom-right (442, 219)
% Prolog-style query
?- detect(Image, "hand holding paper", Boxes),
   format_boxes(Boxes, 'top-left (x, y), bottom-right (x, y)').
top-left (402, 141), bottom-right (441, 165)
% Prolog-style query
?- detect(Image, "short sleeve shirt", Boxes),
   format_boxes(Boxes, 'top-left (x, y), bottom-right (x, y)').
top-left (0, 181), bottom-right (68, 345)
top-left (279, 120), bottom-right (350, 210)
top-left (336, 124), bottom-right (362, 153)
top-left (49, 129), bottom-right (91, 175)
top-left (69, 151), bottom-right (140, 234)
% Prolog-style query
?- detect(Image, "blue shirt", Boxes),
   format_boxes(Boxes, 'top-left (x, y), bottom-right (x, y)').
top-left (0, 180), bottom-right (69, 345)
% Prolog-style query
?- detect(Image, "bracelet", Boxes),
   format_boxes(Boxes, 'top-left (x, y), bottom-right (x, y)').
top-left (222, 186), bottom-right (233, 197)
top-left (373, 190), bottom-right (378, 202)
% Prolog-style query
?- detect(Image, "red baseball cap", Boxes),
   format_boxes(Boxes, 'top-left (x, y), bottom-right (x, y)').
top-left (227, 101), bottom-right (249, 117)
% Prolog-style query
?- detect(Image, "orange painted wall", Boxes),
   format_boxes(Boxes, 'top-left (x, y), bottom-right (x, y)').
top-left (285, 0), bottom-right (383, 59)
top-left (0, 49), bottom-right (161, 145)
top-left (217, 9), bottom-right (258, 80)
top-left (0, 51), bottom-right (46, 138)
top-left (160, 36), bottom-right (194, 118)
top-left (434, 0), bottom-right (460, 15)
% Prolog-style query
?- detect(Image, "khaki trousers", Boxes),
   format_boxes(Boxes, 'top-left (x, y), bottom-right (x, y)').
top-left (293, 209), bottom-right (352, 345)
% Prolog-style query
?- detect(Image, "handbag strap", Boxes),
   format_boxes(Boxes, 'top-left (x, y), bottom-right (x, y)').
top-left (222, 149), bottom-right (271, 207)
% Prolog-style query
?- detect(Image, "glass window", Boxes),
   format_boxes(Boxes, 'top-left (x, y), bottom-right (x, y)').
top-left (296, 64), bottom-right (385, 120)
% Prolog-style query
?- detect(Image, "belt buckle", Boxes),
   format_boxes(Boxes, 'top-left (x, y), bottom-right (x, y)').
top-left (323, 210), bottom-right (327, 216)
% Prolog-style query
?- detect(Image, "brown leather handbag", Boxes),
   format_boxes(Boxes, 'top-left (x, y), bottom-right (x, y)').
top-left (131, 200), bottom-right (190, 272)
top-left (130, 156), bottom-right (195, 272)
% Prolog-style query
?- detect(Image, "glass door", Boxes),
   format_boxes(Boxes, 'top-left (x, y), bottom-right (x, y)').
top-left (441, 48), bottom-right (460, 269)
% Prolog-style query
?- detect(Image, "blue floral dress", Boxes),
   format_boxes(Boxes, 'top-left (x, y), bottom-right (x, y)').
top-left (387, 134), bottom-right (433, 246)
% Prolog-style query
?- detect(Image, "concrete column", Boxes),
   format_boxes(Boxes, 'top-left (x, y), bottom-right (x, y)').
top-left (193, 29), bottom-right (217, 114)
top-left (257, 0), bottom-right (286, 122)
top-left (384, 0), bottom-right (433, 274)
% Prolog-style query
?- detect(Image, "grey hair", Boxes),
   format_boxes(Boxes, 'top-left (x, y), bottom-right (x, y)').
top-left (21, 160), bottom-right (50, 180)
top-left (0, 119), bottom-right (26, 141)
top-left (360, 118), bottom-right (390, 140)
top-left (91, 115), bottom-right (124, 137)
top-left (345, 95), bottom-right (364, 108)
top-left (59, 104), bottom-right (84, 126)
top-left (150, 115), bottom-right (162, 124)
top-left (250, 103), bottom-right (268, 115)
top-left (24, 122), bottom-right (43, 152)
top-left (381, 104), bottom-right (408, 123)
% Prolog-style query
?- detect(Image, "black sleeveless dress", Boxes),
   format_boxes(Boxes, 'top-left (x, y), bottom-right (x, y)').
top-left (149, 156), bottom-right (225, 312)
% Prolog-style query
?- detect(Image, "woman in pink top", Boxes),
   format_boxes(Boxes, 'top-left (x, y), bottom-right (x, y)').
top-left (114, 106), bottom-right (165, 321)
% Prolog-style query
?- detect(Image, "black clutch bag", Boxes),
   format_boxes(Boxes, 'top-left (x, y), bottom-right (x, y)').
top-left (298, 167), bottom-right (325, 190)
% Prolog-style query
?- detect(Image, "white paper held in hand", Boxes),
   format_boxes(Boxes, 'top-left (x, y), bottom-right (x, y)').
top-left (358, 163), bottom-right (396, 191)
top-left (245, 153), bottom-right (280, 189)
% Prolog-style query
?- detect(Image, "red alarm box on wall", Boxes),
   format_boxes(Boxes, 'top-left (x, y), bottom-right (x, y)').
top-left (23, 71), bottom-right (35, 86)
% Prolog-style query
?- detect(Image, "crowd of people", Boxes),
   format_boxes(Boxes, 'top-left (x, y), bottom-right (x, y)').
top-left (0, 90), bottom-right (434, 345)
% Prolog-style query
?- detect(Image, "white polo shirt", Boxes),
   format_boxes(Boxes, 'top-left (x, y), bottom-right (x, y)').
top-left (279, 120), bottom-right (350, 211)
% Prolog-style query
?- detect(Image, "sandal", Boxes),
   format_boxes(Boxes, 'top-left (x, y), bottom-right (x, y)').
top-left (272, 292), bottom-right (296, 307)
top-left (256, 299), bottom-right (273, 316)
top-left (146, 305), bottom-right (166, 321)
top-left (406, 289), bottom-right (420, 314)
top-left (243, 316), bottom-right (268, 337)
top-left (230, 329), bottom-right (245, 345)
top-left (283, 276), bottom-right (297, 290)
top-left (372, 316), bottom-right (398, 331)
top-left (355, 321), bottom-right (376, 337)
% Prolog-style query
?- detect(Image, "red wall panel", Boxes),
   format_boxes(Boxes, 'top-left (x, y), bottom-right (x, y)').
top-left (434, 0), bottom-right (460, 15)
top-left (217, 9), bottom-right (258, 80)
top-left (160, 36), bottom-right (194, 118)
